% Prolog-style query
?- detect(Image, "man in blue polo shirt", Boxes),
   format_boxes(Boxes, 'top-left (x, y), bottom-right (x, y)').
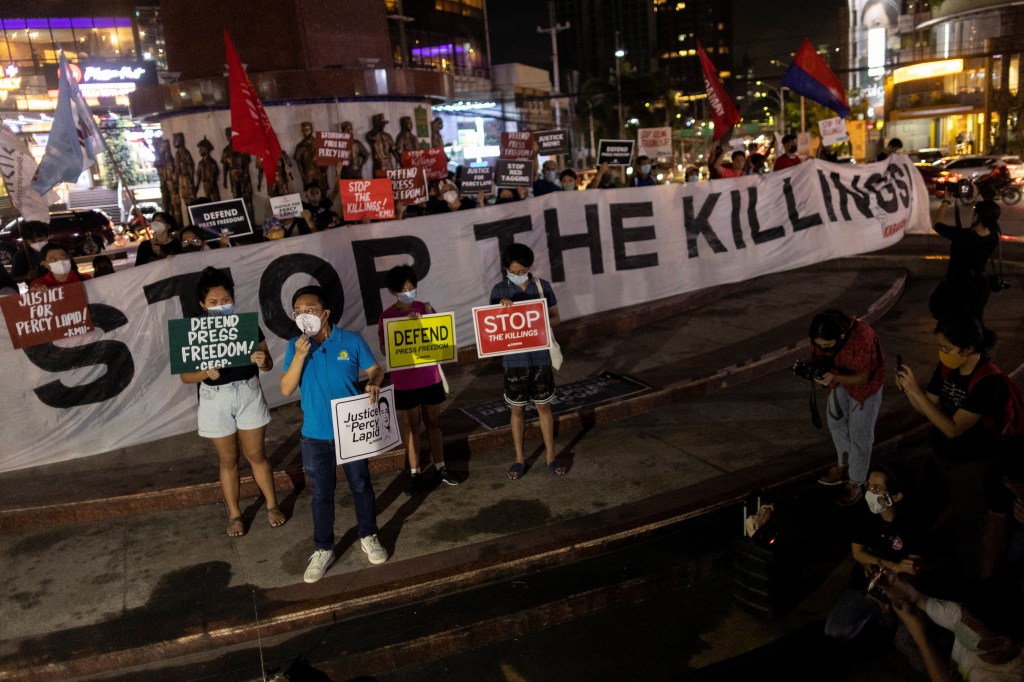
top-left (489, 243), bottom-right (566, 480)
top-left (281, 285), bottom-right (388, 583)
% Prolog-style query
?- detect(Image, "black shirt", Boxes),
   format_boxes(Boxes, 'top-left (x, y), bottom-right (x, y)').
top-left (933, 222), bottom-right (998, 280)
top-left (135, 238), bottom-right (181, 266)
top-left (849, 501), bottom-right (925, 589)
top-left (927, 358), bottom-right (1010, 457)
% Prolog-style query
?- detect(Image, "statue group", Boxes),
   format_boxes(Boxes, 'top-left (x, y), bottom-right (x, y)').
top-left (155, 113), bottom-right (447, 222)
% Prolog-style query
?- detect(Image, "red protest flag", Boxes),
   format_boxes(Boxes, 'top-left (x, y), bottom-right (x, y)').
top-left (225, 30), bottom-right (282, 187)
top-left (697, 43), bottom-right (740, 141)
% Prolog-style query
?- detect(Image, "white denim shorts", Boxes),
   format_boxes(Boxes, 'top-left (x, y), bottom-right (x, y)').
top-left (197, 375), bottom-right (271, 438)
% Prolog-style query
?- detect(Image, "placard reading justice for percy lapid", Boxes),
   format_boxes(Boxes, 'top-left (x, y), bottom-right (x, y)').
top-left (331, 385), bottom-right (402, 464)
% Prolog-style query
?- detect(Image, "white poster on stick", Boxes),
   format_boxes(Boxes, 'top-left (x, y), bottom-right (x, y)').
top-left (818, 117), bottom-right (849, 147)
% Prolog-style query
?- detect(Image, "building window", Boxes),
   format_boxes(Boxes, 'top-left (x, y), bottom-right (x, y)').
top-left (435, 0), bottom-right (483, 17)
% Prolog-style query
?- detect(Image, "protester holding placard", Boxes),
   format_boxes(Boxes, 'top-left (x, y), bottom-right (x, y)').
top-left (29, 243), bottom-right (91, 291)
top-left (533, 160), bottom-right (562, 197)
top-left (135, 212), bottom-right (181, 267)
top-left (489, 243), bottom-right (566, 479)
top-left (280, 285), bottom-right (389, 582)
top-left (178, 267), bottom-right (284, 537)
top-left (377, 265), bottom-right (455, 495)
top-left (425, 177), bottom-right (484, 214)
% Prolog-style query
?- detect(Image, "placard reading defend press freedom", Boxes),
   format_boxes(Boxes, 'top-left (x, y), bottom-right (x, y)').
top-left (187, 198), bottom-right (254, 238)
top-left (597, 139), bottom-right (635, 166)
top-left (167, 312), bottom-right (260, 374)
top-left (384, 312), bottom-right (457, 370)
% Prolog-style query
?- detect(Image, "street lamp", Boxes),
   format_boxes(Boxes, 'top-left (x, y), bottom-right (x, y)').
top-left (614, 31), bottom-right (625, 138)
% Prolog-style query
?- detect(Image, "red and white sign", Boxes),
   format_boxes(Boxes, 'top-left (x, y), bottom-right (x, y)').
top-left (402, 147), bottom-right (448, 181)
top-left (1, 282), bottom-right (94, 350)
top-left (471, 299), bottom-right (552, 358)
top-left (817, 116), bottom-right (849, 147)
top-left (638, 127), bottom-right (673, 158)
top-left (339, 178), bottom-right (395, 221)
top-left (500, 132), bottom-right (535, 160)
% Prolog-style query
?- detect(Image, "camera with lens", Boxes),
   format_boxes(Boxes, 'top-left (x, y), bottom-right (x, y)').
top-left (954, 178), bottom-right (975, 200)
top-left (793, 360), bottom-right (829, 382)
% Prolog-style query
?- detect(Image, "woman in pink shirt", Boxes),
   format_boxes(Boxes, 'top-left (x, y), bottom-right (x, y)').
top-left (378, 265), bottom-right (456, 495)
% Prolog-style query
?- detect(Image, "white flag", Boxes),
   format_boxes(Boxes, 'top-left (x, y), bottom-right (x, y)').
top-left (0, 126), bottom-right (56, 222)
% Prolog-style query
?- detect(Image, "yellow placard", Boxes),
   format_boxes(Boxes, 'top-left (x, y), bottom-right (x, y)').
top-left (385, 312), bottom-right (457, 370)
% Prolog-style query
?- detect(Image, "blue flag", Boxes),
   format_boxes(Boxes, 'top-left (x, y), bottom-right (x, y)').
top-left (31, 51), bottom-right (105, 194)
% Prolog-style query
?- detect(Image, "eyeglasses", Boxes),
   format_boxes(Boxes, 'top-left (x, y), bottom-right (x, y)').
top-left (866, 485), bottom-right (890, 495)
top-left (292, 307), bottom-right (323, 318)
top-left (507, 268), bottom-right (530, 276)
top-left (181, 238), bottom-right (203, 246)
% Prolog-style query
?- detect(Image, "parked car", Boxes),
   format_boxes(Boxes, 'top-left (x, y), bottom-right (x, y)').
top-left (0, 209), bottom-right (116, 273)
top-left (909, 148), bottom-right (947, 164)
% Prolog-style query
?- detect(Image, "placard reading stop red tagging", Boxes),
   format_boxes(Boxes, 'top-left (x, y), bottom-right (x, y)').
top-left (471, 299), bottom-right (552, 358)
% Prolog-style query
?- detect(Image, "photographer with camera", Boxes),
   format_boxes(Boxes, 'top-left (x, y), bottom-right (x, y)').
top-left (801, 309), bottom-right (886, 506)
top-left (928, 189), bottom-right (1001, 322)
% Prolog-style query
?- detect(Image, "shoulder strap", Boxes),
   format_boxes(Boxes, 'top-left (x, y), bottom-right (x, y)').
top-left (967, 359), bottom-right (1001, 392)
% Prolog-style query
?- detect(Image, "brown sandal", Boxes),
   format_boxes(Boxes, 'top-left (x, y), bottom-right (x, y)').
top-left (226, 517), bottom-right (245, 537)
top-left (267, 508), bottom-right (286, 528)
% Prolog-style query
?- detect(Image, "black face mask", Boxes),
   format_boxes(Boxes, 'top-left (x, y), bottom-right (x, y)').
top-left (786, 145), bottom-right (797, 154)
top-left (182, 245), bottom-right (203, 253)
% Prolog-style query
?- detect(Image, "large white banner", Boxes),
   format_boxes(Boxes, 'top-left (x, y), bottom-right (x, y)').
top-left (0, 158), bottom-right (929, 472)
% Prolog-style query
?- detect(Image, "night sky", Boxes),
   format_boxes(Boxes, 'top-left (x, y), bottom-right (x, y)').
top-left (488, 0), bottom-right (846, 81)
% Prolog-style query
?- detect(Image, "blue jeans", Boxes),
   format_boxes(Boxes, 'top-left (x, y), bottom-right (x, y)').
top-left (300, 437), bottom-right (378, 551)
top-left (827, 385), bottom-right (883, 485)
top-left (825, 589), bottom-right (881, 640)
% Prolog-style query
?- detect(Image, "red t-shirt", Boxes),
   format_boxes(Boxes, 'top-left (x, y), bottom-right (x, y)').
top-left (30, 270), bottom-right (91, 289)
top-left (773, 155), bottom-right (801, 171)
top-left (717, 166), bottom-right (743, 178)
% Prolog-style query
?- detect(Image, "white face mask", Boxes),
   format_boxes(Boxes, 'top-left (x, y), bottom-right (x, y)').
top-left (507, 272), bottom-right (529, 286)
top-left (48, 259), bottom-right (72, 277)
top-left (151, 221), bottom-right (167, 235)
top-left (207, 303), bottom-right (235, 316)
top-left (544, 170), bottom-right (558, 183)
top-left (295, 312), bottom-right (325, 336)
top-left (561, 180), bottom-right (576, 191)
top-left (442, 191), bottom-right (459, 204)
top-left (29, 241), bottom-right (46, 252)
top-left (397, 289), bottom-right (416, 304)
top-left (864, 491), bottom-right (892, 514)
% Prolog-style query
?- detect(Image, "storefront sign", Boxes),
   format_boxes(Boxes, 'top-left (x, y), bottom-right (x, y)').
top-left (45, 60), bottom-right (157, 97)
top-left (167, 312), bottom-right (259, 374)
top-left (0, 283), bottom-right (93, 350)
top-left (892, 59), bottom-right (964, 85)
top-left (472, 300), bottom-right (552, 358)
top-left (0, 64), bottom-right (22, 102)
top-left (384, 312), bottom-right (457, 369)
top-left (331, 386), bottom-right (402, 464)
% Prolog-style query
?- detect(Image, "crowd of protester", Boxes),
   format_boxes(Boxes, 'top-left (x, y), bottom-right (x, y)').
top-left (3, 134), bottom-right (1021, 678)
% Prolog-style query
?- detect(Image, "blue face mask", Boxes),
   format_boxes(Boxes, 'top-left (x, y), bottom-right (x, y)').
top-left (508, 272), bottom-right (529, 286)
top-left (544, 170), bottom-right (558, 184)
top-left (397, 289), bottom-right (416, 304)
top-left (686, 175), bottom-right (698, 183)
top-left (207, 303), bottom-right (235, 316)
top-left (640, 164), bottom-right (652, 175)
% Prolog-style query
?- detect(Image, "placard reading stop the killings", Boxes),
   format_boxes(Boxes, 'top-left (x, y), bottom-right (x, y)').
top-left (401, 147), bottom-right (448, 181)
top-left (331, 385), bottom-right (402, 464)
top-left (384, 312), bottom-right (457, 370)
top-left (472, 299), bottom-right (552, 358)
top-left (187, 198), bottom-right (254, 238)
top-left (340, 179), bottom-right (396, 221)
top-left (598, 139), bottom-right (635, 166)
top-left (495, 159), bottom-right (534, 188)
top-left (166, 312), bottom-right (260, 374)
top-left (315, 131), bottom-right (353, 166)
top-left (0, 282), bottom-right (94, 349)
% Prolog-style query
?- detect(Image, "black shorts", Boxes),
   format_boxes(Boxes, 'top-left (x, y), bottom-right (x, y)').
top-left (395, 381), bottom-right (446, 411)
top-left (504, 365), bottom-right (555, 406)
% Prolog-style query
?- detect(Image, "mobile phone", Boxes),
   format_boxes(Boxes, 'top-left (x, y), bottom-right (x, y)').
top-left (896, 354), bottom-right (904, 370)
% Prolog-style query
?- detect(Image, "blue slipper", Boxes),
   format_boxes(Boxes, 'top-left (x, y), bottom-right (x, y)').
top-left (548, 459), bottom-right (568, 476)
top-left (507, 462), bottom-right (526, 480)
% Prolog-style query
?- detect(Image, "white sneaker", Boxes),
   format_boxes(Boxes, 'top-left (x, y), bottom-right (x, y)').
top-left (360, 534), bottom-right (389, 565)
top-left (303, 549), bottom-right (335, 583)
